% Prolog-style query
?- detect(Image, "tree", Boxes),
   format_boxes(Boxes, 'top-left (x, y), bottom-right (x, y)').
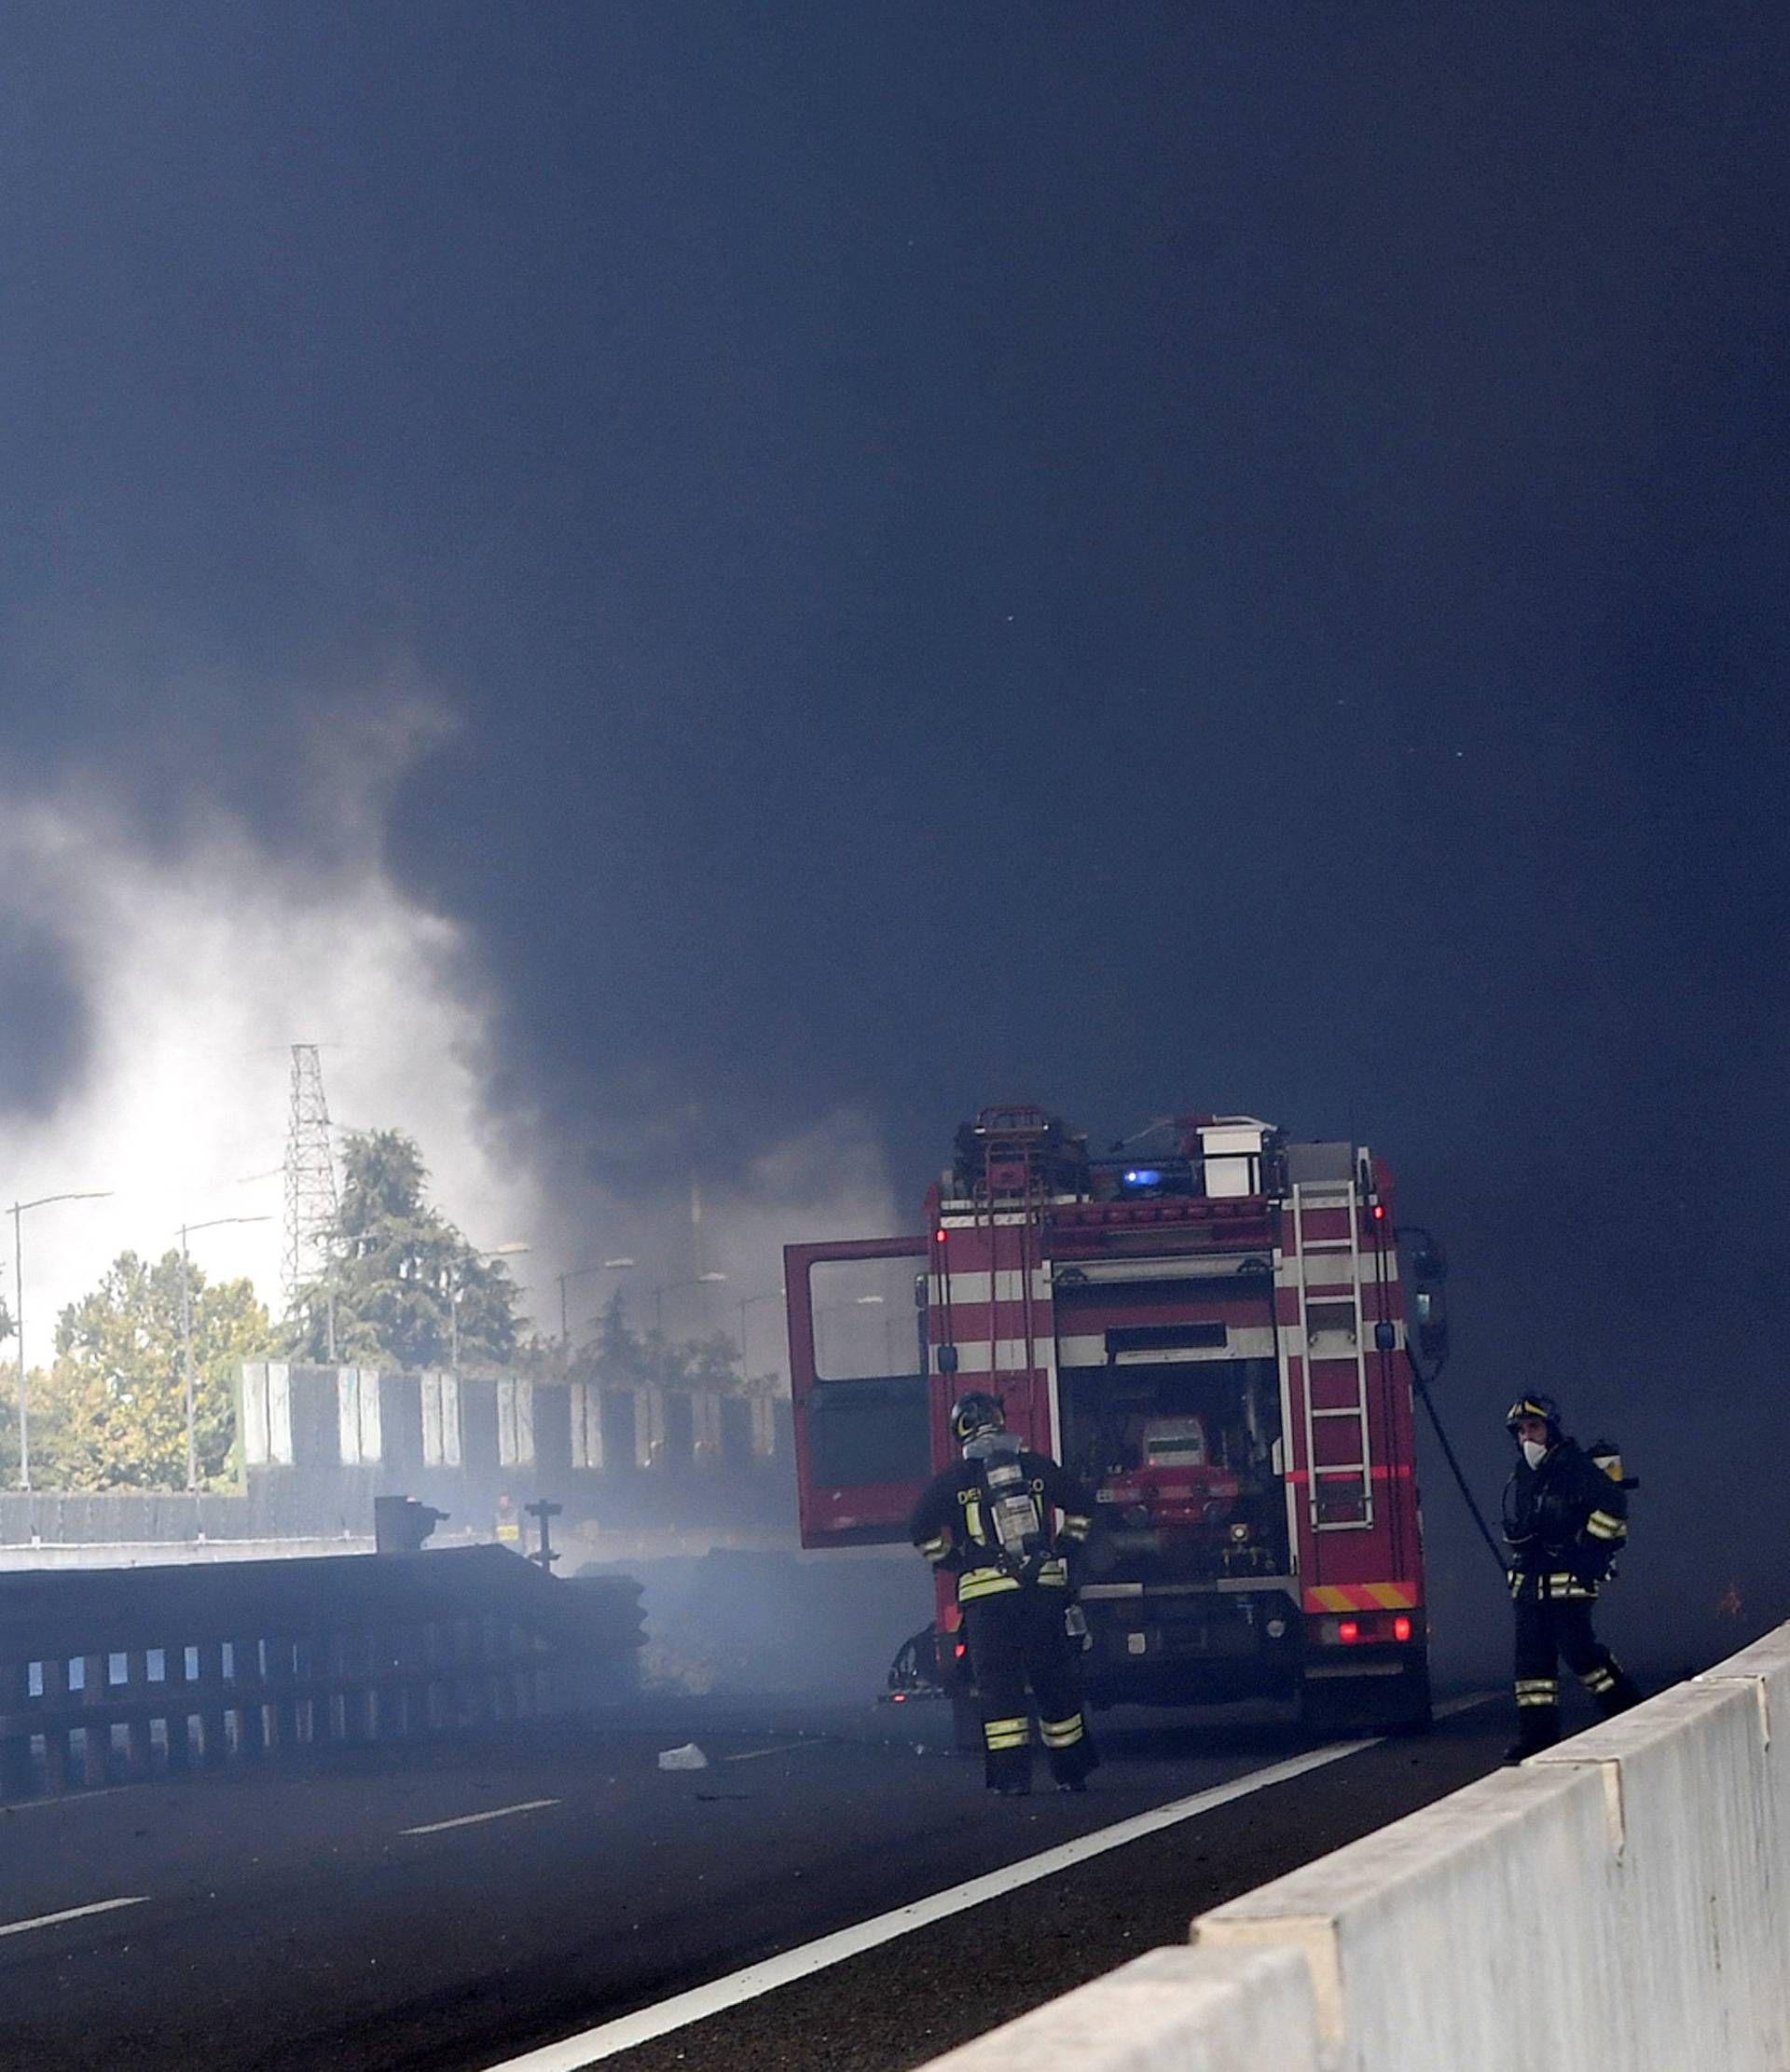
top-left (38, 1251), bottom-right (274, 1490)
top-left (285, 1129), bottom-right (521, 1372)
top-left (574, 1287), bottom-right (742, 1393)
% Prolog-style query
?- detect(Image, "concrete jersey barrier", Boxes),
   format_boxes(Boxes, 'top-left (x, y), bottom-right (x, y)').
top-left (917, 1620), bottom-right (1790, 2072)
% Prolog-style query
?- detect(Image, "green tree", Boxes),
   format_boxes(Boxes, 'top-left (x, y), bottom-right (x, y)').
top-left (574, 1288), bottom-right (742, 1393)
top-left (39, 1251), bottom-right (273, 1490)
top-left (285, 1129), bottom-right (521, 1371)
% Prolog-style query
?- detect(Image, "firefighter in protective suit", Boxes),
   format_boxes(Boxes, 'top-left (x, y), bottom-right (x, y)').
top-left (1502, 1393), bottom-right (1641, 1762)
top-left (909, 1391), bottom-right (1098, 1796)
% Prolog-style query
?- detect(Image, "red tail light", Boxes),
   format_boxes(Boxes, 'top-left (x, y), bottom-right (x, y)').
top-left (1371, 1203), bottom-right (1384, 1221)
top-left (954, 1640), bottom-right (968, 1658)
top-left (1338, 1619), bottom-right (1360, 1643)
top-left (1394, 1615), bottom-right (1412, 1642)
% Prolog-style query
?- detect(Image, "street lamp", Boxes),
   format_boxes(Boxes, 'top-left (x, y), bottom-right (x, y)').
top-left (556, 1256), bottom-right (637, 1345)
top-left (10, 1188), bottom-right (113, 1492)
top-left (178, 1215), bottom-right (273, 1492)
top-left (654, 1271), bottom-right (728, 1337)
top-left (737, 1284), bottom-right (787, 1371)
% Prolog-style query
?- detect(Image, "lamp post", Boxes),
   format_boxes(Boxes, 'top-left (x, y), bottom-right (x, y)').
top-left (736, 1285), bottom-right (787, 1373)
top-left (654, 1271), bottom-right (727, 1337)
top-left (10, 1188), bottom-right (113, 1492)
top-left (557, 1257), bottom-right (636, 1346)
top-left (178, 1214), bottom-right (272, 1492)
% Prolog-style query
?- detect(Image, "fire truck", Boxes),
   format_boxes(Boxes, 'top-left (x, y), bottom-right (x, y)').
top-left (785, 1106), bottom-right (1444, 1736)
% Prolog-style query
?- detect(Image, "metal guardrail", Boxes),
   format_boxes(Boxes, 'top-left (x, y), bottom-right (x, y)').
top-left (0, 1546), bottom-right (642, 1804)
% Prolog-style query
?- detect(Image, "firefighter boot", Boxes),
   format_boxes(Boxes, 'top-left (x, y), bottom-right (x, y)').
top-left (983, 1717), bottom-right (1033, 1795)
top-left (1502, 1711), bottom-right (1561, 1764)
top-left (1584, 1657), bottom-right (1642, 1720)
top-left (1504, 1677), bottom-right (1561, 1764)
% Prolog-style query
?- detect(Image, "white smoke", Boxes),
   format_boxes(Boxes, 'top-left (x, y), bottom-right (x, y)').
top-left (0, 683), bottom-right (902, 1385)
top-left (0, 812), bottom-right (537, 1376)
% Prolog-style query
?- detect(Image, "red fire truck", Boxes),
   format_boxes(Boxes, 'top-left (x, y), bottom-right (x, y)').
top-left (785, 1106), bottom-right (1441, 1735)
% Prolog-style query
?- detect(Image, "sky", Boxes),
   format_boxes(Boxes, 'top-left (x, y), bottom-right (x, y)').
top-left (3, 3), bottom-right (1787, 1650)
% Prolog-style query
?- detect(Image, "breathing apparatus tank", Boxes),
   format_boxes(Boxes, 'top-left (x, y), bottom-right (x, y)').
top-left (963, 1430), bottom-right (1044, 1567)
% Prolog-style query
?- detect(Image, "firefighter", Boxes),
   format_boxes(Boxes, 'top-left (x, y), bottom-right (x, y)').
top-left (909, 1390), bottom-right (1098, 1796)
top-left (1501, 1393), bottom-right (1641, 1761)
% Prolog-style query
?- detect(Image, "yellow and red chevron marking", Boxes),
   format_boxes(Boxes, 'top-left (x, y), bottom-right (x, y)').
top-left (1303, 1583), bottom-right (1421, 1613)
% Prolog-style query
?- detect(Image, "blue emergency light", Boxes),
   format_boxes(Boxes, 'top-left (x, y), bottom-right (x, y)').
top-left (1122, 1168), bottom-right (1164, 1187)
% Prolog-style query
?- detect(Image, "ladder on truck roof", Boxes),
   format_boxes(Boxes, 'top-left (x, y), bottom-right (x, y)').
top-left (958, 1114), bottom-right (1053, 1455)
top-left (1291, 1178), bottom-right (1374, 1534)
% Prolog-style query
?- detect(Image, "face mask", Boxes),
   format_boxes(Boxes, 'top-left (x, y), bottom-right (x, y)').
top-left (1522, 1439), bottom-right (1548, 1469)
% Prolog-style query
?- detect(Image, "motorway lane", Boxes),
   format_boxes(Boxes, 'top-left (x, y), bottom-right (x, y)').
top-left (0, 1695), bottom-right (1507, 2072)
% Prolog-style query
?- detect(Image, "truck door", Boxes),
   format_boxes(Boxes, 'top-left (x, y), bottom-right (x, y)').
top-left (785, 1237), bottom-right (931, 1546)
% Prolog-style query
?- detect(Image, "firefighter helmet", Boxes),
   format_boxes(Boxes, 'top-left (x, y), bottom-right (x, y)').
top-left (951, 1391), bottom-right (1006, 1444)
top-left (1505, 1393), bottom-right (1562, 1435)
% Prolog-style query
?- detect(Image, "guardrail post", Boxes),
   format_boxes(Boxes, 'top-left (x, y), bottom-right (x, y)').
top-left (162, 1642), bottom-right (193, 1772)
top-left (0, 1655), bottom-right (32, 1800)
top-left (234, 1636), bottom-right (266, 1758)
top-left (81, 1651), bottom-right (109, 1788)
top-left (40, 1656), bottom-right (70, 1794)
top-left (198, 1640), bottom-right (229, 1765)
top-left (125, 1649), bottom-right (153, 1778)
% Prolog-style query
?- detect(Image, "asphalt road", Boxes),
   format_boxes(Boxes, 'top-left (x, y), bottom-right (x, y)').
top-left (0, 1690), bottom-right (1515, 2072)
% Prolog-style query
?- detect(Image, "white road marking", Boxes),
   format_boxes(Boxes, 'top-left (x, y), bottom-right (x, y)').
top-left (402, 1798), bottom-right (560, 1836)
top-left (718, 1742), bottom-right (818, 1765)
top-left (476, 1736), bottom-right (1380, 2070)
top-left (0, 1896), bottom-right (150, 1940)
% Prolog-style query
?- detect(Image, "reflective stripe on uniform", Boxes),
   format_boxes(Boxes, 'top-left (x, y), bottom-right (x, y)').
top-left (1516, 1678), bottom-right (1560, 1708)
top-left (1036, 1557), bottom-right (1067, 1587)
top-left (1511, 1572), bottom-right (1597, 1600)
top-left (958, 1568), bottom-right (1022, 1600)
top-left (983, 1716), bottom-right (1029, 1750)
top-left (1059, 1513), bottom-right (1092, 1544)
top-left (1586, 1510), bottom-right (1626, 1542)
top-left (917, 1534), bottom-right (950, 1564)
top-left (1040, 1714), bottom-right (1084, 1748)
top-left (1580, 1664), bottom-right (1617, 1694)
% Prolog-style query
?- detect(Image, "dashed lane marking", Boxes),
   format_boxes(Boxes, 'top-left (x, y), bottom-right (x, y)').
top-left (718, 1743), bottom-right (819, 1764)
top-left (0, 1896), bottom-right (150, 1940)
top-left (402, 1799), bottom-right (561, 1836)
top-left (475, 1736), bottom-right (1382, 2069)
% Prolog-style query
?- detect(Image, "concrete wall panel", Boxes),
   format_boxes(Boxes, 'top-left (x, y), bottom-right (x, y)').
top-left (919, 1946), bottom-right (1322, 2072)
top-left (1535, 1677), bottom-right (1788, 2071)
top-left (1196, 1762), bottom-right (1621, 2071)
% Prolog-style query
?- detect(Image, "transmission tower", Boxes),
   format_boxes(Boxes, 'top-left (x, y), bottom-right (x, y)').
top-left (282, 1044), bottom-right (339, 1321)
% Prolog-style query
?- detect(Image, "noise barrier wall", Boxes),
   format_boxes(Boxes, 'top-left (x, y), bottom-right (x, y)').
top-left (920, 1623), bottom-right (1790, 2072)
